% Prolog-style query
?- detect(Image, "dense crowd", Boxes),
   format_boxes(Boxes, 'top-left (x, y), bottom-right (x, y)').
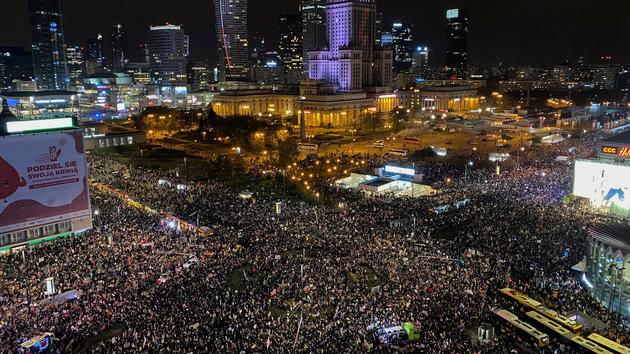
top-left (1, 132), bottom-right (629, 353)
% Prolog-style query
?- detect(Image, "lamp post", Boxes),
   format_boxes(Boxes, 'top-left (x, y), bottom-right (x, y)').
top-left (300, 96), bottom-right (306, 141)
top-left (465, 160), bottom-right (473, 181)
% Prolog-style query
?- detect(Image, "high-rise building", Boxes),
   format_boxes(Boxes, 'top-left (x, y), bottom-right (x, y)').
top-left (374, 11), bottom-right (383, 46)
top-left (187, 61), bottom-right (210, 91)
top-left (391, 22), bottom-right (413, 74)
top-left (412, 46), bottom-right (429, 72)
top-left (250, 31), bottom-right (266, 67)
top-left (65, 45), bottom-right (84, 81)
top-left (445, 8), bottom-right (469, 78)
top-left (147, 24), bottom-right (188, 85)
top-left (308, 0), bottom-right (378, 91)
top-left (28, 0), bottom-right (69, 90)
top-left (212, 0), bottom-right (250, 81)
top-left (112, 24), bottom-right (127, 72)
top-left (279, 13), bottom-right (303, 83)
top-left (301, 0), bottom-right (326, 72)
top-left (85, 34), bottom-right (105, 74)
top-left (0, 47), bottom-right (34, 91)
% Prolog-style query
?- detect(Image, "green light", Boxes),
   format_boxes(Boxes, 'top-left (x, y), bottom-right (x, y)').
top-left (5, 118), bottom-right (75, 134)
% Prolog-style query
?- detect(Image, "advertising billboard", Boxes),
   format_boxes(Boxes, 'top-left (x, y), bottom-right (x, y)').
top-left (0, 131), bottom-right (91, 233)
top-left (384, 165), bottom-right (415, 177)
top-left (573, 160), bottom-right (630, 210)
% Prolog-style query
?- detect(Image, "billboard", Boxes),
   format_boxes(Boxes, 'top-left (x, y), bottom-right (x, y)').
top-left (573, 160), bottom-right (630, 209)
top-left (384, 165), bottom-right (415, 177)
top-left (0, 131), bottom-right (91, 234)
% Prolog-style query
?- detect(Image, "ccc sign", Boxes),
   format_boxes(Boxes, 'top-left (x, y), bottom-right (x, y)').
top-left (602, 146), bottom-right (618, 154)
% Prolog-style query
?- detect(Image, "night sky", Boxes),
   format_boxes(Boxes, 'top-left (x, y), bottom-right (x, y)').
top-left (2, 0), bottom-right (629, 67)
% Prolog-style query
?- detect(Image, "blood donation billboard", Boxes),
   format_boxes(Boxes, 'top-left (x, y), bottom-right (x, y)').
top-left (0, 131), bottom-right (91, 233)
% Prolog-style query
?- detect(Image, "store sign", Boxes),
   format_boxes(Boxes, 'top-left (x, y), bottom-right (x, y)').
top-left (601, 145), bottom-right (630, 157)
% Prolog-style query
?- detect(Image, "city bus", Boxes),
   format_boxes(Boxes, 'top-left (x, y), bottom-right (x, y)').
top-left (500, 288), bottom-right (582, 333)
top-left (404, 137), bottom-right (422, 145)
top-left (587, 333), bottom-right (630, 354)
top-left (494, 309), bottom-right (550, 349)
top-left (297, 143), bottom-right (318, 153)
top-left (526, 312), bottom-right (612, 354)
top-left (387, 149), bottom-right (408, 157)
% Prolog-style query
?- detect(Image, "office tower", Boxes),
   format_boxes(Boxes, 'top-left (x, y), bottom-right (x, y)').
top-left (212, 0), bottom-right (250, 81)
top-left (147, 24), bottom-right (188, 85)
top-left (28, 0), bottom-right (69, 90)
top-left (112, 24), bottom-right (128, 72)
top-left (412, 46), bottom-right (429, 72)
top-left (138, 43), bottom-right (150, 63)
top-left (0, 47), bottom-right (34, 91)
top-left (187, 61), bottom-right (210, 91)
top-left (250, 31), bottom-right (266, 67)
top-left (391, 22), bottom-right (413, 74)
top-left (253, 52), bottom-right (286, 85)
top-left (65, 45), bottom-right (84, 81)
top-left (375, 11), bottom-right (383, 46)
top-left (85, 34), bottom-right (105, 74)
top-left (301, 0), bottom-right (326, 71)
top-left (445, 8), bottom-right (469, 78)
top-left (278, 13), bottom-right (303, 83)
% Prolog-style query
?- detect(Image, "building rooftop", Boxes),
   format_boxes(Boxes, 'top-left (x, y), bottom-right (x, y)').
top-left (589, 224), bottom-right (630, 253)
top-left (1, 90), bottom-right (77, 98)
top-left (602, 130), bottom-right (630, 145)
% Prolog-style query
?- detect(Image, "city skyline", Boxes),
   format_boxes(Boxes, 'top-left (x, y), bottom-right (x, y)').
top-left (2, 0), bottom-right (630, 68)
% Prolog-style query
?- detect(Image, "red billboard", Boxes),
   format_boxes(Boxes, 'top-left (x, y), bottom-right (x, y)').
top-left (0, 131), bottom-right (91, 234)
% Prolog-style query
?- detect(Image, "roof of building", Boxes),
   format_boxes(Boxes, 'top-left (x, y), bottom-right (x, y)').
top-left (589, 224), bottom-right (630, 253)
top-left (1, 90), bottom-right (77, 98)
top-left (602, 130), bottom-right (630, 145)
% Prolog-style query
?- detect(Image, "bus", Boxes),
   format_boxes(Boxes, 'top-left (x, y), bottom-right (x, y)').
top-left (494, 309), bottom-right (550, 349)
top-left (587, 333), bottom-right (630, 354)
top-left (500, 288), bottom-right (582, 333)
top-left (387, 149), bottom-right (408, 157)
top-left (526, 312), bottom-right (612, 354)
top-left (297, 143), bottom-right (318, 153)
top-left (404, 137), bottom-right (422, 145)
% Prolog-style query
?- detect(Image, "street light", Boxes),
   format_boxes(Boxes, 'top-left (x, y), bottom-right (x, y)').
top-left (465, 160), bottom-right (473, 181)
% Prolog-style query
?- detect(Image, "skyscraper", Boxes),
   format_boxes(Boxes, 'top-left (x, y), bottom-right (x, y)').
top-left (278, 13), bottom-right (303, 83)
top-left (147, 24), bottom-right (188, 85)
top-left (391, 22), bottom-right (413, 74)
top-left (301, 0), bottom-right (326, 72)
top-left (374, 11), bottom-right (383, 46)
top-left (85, 34), bottom-right (105, 74)
top-left (412, 46), bottom-right (429, 73)
top-left (187, 61), bottom-right (210, 91)
top-left (445, 8), bottom-right (469, 78)
top-left (112, 24), bottom-right (127, 72)
top-left (307, 0), bottom-right (392, 91)
top-left (28, 0), bottom-right (68, 90)
top-left (212, 0), bottom-right (250, 81)
top-left (0, 47), bottom-right (34, 91)
top-left (65, 45), bottom-right (84, 81)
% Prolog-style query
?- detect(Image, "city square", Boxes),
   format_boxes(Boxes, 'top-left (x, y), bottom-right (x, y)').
top-left (1, 0), bottom-right (630, 353)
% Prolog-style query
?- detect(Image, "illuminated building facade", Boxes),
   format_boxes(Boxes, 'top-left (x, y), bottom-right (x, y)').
top-left (65, 45), bottom-right (84, 82)
top-left (585, 224), bottom-right (630, 319)
top-left (308, 0), bottom-right (383, 91)
top-left (28, 0), bottom-right (69, 90)
top-left (391, 22), bottom-right (413, 74)
top-left (412, 46), bottom-right (429, 73)
top-left (148, 24), bottom-right (188, 85)
top-left (445, 8), bottom-right (469, 78)
top-left (112, 24), bottom-right (128, 72)
top-left (279, 13), bottom-right (303, 83)
top-left (213, 0), bottom-right (250, 81)
top-left (84, 34), bottom-right (105, 75)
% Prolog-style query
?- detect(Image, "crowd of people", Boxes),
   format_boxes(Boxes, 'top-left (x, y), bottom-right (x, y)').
top-left (1, 131), bottom-right (629, 353)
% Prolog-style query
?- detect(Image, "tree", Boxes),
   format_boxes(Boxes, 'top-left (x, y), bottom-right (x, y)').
top-left (277, 139), bottom-right (298, 168)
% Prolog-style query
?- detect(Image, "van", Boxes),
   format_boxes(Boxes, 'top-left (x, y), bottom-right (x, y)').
top-left (373, 140), bottom-right (385, 149)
